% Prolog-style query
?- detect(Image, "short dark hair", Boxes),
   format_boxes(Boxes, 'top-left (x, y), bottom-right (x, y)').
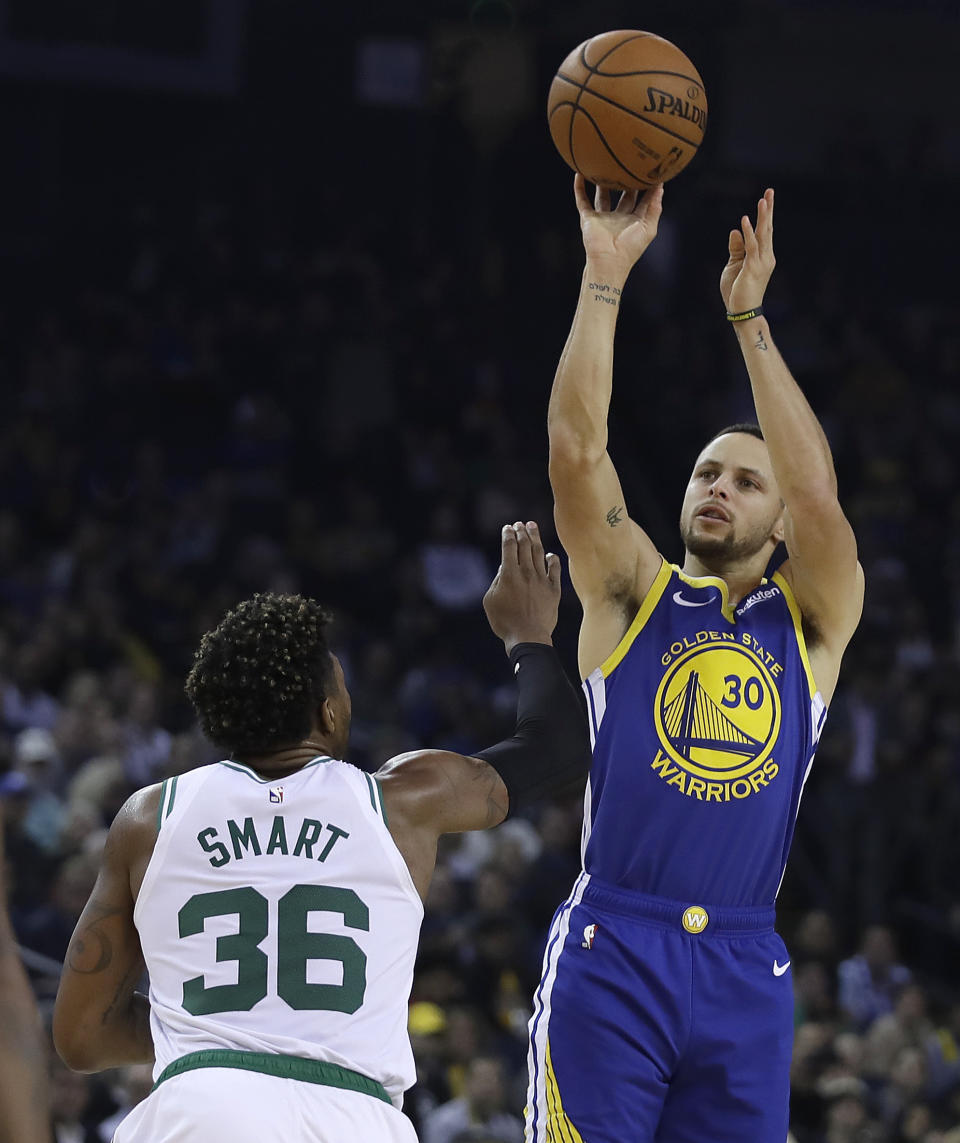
top-left (707, 422), bottom-right (764, 447)
top-left (185, 593), bottom-right (335, 755)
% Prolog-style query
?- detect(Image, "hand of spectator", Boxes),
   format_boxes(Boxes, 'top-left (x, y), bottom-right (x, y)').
top-left (482, 523), bottom-right (560, 655)
top-left (720, 188), bottom-right (776, 315)
top-left (574, 173), bottom-right (663, 276)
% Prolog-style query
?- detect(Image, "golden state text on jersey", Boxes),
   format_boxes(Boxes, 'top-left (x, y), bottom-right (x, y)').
top-left (580, 561), bottom-right (827, 907)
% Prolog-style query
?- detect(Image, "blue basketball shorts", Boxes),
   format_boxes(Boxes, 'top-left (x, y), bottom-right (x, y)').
top-left (524, 874), bottom-right (794, 1143)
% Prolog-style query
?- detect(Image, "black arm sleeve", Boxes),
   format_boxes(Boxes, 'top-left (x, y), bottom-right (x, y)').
top-left (474, 642), bottom-right (592, 817)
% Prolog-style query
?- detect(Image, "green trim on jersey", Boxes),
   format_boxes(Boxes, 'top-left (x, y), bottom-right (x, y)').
top-left (152, 1049), bottom-right (390, 1104)
top-left (363, 772), bottom-right (378, 813)
top-left (375, 778), bottom-right (389, 827)
top-left (157, 777), bottom-right (178, 830)
top-left (218, 756), bottom-right (332, 784)
top-left (156, 779), bottom-right (169, 831)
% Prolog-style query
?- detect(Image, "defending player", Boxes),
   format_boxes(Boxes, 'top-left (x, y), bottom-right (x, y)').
top-left (53, 522), bottom-right (589, 1143)
top-left (525, 178), bottom-right (863, 1142)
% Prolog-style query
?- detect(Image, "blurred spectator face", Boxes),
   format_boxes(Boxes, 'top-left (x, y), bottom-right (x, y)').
top-left (796, 960), bottom-right (834, 1019)
top-left (827, 1094), bottom-right (866, 1133)
top-left (891, 1047), bottom-right (927, 1098)
top-left (833, 1032), bottom-right (865, 1074)
top-left (473, 867), bottom-right (511, 914)
top-left (895, 984), bottom-right (927, 1025)
top-left (446, 1007), bottom-right (482, 1064)
top-left (465, 1057), bottom-right (505, 1118)
top-left (862, 925), bottom-right (896, 972)
top-left (796, 909), bottom-right (837, 960)
top-left (901, 1103), bottom-right (933, 1141)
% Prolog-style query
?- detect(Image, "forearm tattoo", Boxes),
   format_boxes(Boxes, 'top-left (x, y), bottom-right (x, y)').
top-left (588, 282), bottom-right (621, 307)
top-left (67, 899), bottom-right (124, 975)
top-left (754, 329), bottom-right (768, 351)
top-left (606, 505), bottom-right (625, 527)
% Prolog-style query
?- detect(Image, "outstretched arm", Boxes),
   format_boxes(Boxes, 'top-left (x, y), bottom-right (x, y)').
top-left (378, 523), bottom-right (590, 899)
top-left (549, 176), bottom-right (665, 675)
top-left (721, 190), bottom-right (863, 663)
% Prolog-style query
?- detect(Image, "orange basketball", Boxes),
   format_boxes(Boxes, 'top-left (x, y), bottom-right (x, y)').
top-left (547, 30), bottom-right (707, 190)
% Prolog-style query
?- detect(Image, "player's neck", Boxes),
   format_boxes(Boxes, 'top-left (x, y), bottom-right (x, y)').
top-left (232, 738), bottom-right (337, 778)
top-left (681, 552), bottom-right (769, 609)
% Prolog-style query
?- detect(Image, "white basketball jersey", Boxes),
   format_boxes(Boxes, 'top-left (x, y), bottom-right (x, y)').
top-left (134, 757), bottom-right (423, 1107)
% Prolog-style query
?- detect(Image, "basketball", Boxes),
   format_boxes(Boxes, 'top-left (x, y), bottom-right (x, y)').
top-left (547, 30), bottom-right (708, 190)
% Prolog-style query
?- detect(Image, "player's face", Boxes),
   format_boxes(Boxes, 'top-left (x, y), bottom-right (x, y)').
top-left (679, 433), bottom-right (784, 565)
top-left (326, 655), bottom-right (352, 759)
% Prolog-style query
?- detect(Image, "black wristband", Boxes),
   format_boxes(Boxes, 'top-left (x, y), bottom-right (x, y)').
top-left (475, 643), bottom-right (591, 816)
top-left (726, 306), bottom-right (764, 323)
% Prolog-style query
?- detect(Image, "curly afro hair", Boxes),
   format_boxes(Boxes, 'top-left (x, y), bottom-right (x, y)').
top-left (185, 593), bottom-right (336, 756)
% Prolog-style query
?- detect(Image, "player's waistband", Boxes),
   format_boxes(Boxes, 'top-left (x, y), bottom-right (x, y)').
top-left (582, 877), bottom-right (776, 935)
top-left (153, 1049), bottom-right (391, 1104)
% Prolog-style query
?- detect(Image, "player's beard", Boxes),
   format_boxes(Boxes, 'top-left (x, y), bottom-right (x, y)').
top-left (680, 514), bottom-right (778, 567)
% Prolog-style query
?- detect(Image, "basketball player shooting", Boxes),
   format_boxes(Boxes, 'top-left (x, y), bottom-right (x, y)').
top-left (524, 177), bottom-right (863, 1142)
top-left (53, 522), bottom-right (590, 1143)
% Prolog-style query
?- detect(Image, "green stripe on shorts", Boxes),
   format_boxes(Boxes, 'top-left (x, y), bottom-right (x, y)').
top-left (153, 1049), bottom-right (391, 1104)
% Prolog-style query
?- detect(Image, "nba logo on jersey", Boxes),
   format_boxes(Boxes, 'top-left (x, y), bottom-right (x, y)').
top-left (581, 923), bottom-right (598, 949)
top-left (269, 786), bottom-right (284, 804)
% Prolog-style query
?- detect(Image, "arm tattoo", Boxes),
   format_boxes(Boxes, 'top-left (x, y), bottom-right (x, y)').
top-left (754, 329), bottom-right (768, 351)
top-left (67, 900), bottom-right (124, 975)
top-left (605, 505), bottom-right (624, 527)
top-left (587, 281), bottom-right (621, 307)
top-left (472, 763), bottom-right (508, 827)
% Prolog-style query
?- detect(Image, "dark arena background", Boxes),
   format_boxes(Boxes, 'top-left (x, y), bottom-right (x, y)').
top-left (1, 1), bottom-right (959, 1140)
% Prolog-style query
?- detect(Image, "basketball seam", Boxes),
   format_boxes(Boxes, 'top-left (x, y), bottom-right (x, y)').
top-left (555, 102), bottom-right (653, 186)
top-left (579, 33), bottom-right (652, 74)
top-left (556, 75), bottom-right (702, 151)
top-left (565, 67), bottom-right (703, 83)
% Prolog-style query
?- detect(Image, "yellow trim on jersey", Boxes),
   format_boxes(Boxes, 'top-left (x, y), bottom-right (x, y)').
top-left (544, 1038), bottom-right (585, 1143)
top-left (599, 558), bottom-right (672, 678)
top-left (674, 565), bottom-right (746, 624)
top-left (772, 571), bottom-right (817, 699)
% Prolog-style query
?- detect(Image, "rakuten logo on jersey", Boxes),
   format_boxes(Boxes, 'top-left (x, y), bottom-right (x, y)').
top-left (735, 586), bottom-right (781, 617)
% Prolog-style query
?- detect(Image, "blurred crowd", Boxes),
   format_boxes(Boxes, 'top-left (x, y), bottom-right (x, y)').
top-left (1, 48), bottom-right (959, 1143)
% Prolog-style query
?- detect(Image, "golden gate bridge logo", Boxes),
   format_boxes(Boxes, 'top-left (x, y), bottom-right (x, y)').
top-left (654, 641), bottom-right (781, 783)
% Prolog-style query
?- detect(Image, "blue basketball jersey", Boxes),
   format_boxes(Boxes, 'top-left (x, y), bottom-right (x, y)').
top-left (580, 559), bottom-right (827, 906)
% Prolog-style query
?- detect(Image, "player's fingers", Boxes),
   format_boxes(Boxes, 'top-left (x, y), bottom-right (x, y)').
top-left (573, 173), bottom-right (591, 214)
top-left (638, 183), bottom-right (664, 218)
top-left (594, 184), bottom-right (611, 213)
top-left (525, 520), bottom-right (546, 576)
top-left (514, 521), bottom-right (534, 574)
top-left (546, 552), bottom-right (562, 592)
top-left (499, 523), bottom-right (519, 571)
top-left (615, 188), bottom-right (639, 214)
top-left (728, 228), bottom-right (744, 255)
top-left (742, 214), bottom-right (759, 259)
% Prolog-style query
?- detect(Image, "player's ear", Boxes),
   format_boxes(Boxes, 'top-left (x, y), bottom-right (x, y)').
top-left (319, 697), bottom-right (336, 734)
top-left (771, 509), bottom-right (785, 547)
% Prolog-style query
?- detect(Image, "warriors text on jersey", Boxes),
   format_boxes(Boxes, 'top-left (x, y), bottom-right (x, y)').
top-left (135, 757), bottom-right (423, 1107)
top-left (580, 560), bottom-right (827, 906)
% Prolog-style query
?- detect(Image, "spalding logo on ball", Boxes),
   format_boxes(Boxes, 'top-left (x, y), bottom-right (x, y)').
top-left (548, 30), bottom-right (707, 190)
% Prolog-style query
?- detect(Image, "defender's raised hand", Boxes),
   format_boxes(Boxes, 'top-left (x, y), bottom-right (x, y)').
top-left (483, 522), bottom-right (561, 654)
top-left (575, 173), bottom-right (663, 274)
top-left (721, 187), bottom-right (776, 315)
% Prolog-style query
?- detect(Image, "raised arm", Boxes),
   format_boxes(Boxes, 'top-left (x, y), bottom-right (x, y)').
top-left (549, 175), bottom-right (666, 675)
top-left (378, 522), bottom-right (591, 899)
top-left (53, 788), bottom-right (157, 1073)
top-left (720, 190), bottom-right (863, 694)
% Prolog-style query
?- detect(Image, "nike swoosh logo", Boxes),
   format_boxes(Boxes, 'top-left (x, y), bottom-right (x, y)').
top-left (773, 960), bottom-right (791, 976)
top-left (673, 591), bottom-right (714, 607)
